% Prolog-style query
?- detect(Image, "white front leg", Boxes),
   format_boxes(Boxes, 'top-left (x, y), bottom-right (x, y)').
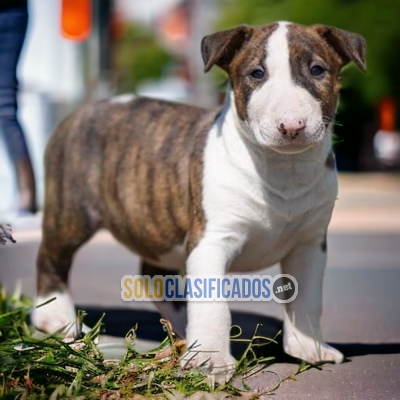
top-left (281, 239), bottom-right (344, 364)
top-left (181, 240), bottom-right (236, 381)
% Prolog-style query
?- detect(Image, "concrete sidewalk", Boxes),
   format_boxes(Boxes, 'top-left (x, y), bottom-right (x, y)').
top-left (0, 172), bottom-right (400, 399)
top-left (331, 172), bottom-right (400, 232)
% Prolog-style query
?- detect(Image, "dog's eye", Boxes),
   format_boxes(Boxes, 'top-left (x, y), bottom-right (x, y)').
top-left (250, 68), bottom-right (265, 79)
top-left (310, 64), bottom-right (325, 77)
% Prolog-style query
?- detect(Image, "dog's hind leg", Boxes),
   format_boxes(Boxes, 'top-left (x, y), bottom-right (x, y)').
top-left (31, 204), bottom-right (99, 339)
top-left (141, 260), bottom-right (187, 339)
top-left (31, 113), bottom-right (103, 339)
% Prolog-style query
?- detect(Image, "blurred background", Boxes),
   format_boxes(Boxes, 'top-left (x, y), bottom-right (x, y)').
top-left (0, 0), bottom-right (400, 215)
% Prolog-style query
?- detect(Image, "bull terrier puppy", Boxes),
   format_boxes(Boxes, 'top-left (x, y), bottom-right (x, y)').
top-left (32, 22), bottom-right (366, 381)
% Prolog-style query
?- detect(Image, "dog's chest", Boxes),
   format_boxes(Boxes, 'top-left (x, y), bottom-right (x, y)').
top-left (200, 126), bottom-right (337, 271)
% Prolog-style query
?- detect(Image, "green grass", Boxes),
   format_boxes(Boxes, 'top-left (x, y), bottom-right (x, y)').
top-left (0, 288), bottom-right (293, 399)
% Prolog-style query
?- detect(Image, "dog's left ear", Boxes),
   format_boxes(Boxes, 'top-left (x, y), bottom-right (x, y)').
top-left (201, 25), bottom-right (253, 73)
top-left (312, 25), bottom-right (367, 73)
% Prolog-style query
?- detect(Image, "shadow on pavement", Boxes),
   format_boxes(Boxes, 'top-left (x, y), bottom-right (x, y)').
top-left (79, 306), bottom-right (400, 362)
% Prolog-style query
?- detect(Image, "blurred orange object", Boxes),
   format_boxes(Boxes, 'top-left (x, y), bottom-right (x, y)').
top-left (156, 4), bottom-right (189, 55)
top-left (379, 97), bottom-right (396, 132)
top-left (61, 0), bottom-right (91, 41)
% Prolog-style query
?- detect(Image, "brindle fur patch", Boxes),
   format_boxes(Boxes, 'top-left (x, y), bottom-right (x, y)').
top-left (229, 24), bottom-right (278, 121)
top-left (287, 24), bottom-right (342, 122)
top-left (38, 97), bottom-right (220, 295)
top-left (287, 23), bottom-right (366, 123)
top-left (202, 23), bottom-right (278, 121)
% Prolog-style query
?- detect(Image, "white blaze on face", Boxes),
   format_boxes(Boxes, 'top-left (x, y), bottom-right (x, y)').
top-left (246, 22), bottom-right (324, 152)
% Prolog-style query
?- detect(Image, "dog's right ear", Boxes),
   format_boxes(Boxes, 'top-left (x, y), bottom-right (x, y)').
top-left (201, 25), bottom-right (253, 73)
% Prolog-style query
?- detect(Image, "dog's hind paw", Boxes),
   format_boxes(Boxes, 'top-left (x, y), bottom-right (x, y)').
top-left (31, 291), bottom-right (89, 341)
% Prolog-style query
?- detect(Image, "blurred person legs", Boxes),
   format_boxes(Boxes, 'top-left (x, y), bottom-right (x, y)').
top-left (0, 0), bottom-right (36, 213)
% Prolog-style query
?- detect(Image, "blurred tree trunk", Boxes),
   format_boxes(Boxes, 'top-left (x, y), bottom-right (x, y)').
top-left (187, 0), bottom-right (218, 108)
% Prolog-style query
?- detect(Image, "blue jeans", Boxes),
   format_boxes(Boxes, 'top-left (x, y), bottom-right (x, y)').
top-left (0, 6), bottom-right (29, 162)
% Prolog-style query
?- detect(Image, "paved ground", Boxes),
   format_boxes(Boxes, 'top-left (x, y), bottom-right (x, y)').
top-left (1, 172), bottom-right (400, 399)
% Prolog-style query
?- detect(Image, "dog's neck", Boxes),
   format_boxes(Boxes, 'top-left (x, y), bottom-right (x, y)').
top-left (215, 88), bottom-right (334, 194)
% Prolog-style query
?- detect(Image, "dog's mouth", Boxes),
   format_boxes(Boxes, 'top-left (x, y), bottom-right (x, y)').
top-left (264, 135), bottom-right (322, 155)
top-left (259, 123), bottom-right (328, 153)
top-left (270, 143), bottom-right (312, 154)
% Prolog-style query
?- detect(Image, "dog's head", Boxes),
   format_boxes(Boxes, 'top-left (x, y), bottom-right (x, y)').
top-left (202, 22), bottom-right (366, 154)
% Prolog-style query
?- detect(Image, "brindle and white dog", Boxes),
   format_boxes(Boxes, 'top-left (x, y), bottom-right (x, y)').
top-left (32, 22), bottom-right (366, 380)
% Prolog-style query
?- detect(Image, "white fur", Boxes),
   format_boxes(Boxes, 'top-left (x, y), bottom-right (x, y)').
top-left (32, 292), bottom-right (89, 340)
top-left (183, 242), bottom-right (236, 380)
top-left (109, 93), bottom-right (136, 104)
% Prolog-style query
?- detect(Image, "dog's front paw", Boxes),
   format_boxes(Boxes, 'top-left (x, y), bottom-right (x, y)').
top-left (284, 332), bottom-right (344, 365)
top-left (31, 292), bottom-right (88, 341)
top-left (180, 349), bottom-right (236, 384)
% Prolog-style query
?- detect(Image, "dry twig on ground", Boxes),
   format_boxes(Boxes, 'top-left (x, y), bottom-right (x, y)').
top-left (0, 224), bottom-right (15, 245)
